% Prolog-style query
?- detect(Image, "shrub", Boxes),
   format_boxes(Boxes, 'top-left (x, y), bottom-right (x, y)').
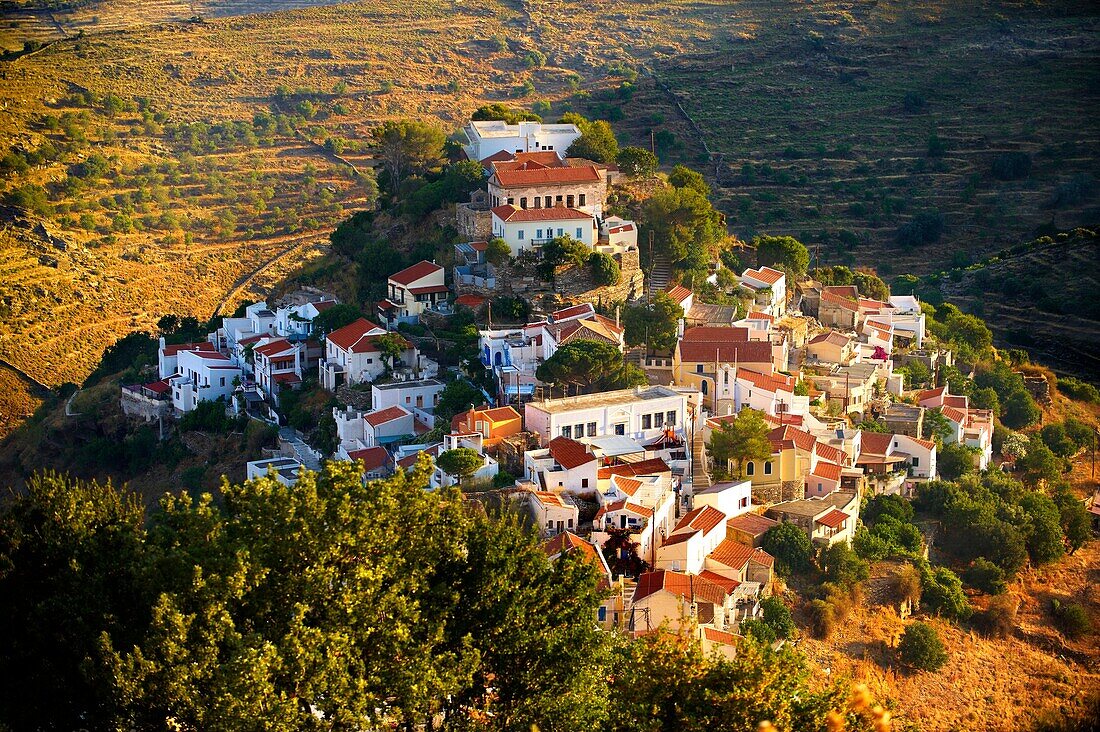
top-left (761, 522), bottom-right (814, 576)
top-left (897, 622), bottom-right (948, 672)
top-left (895, 210), bottom-right (944, 247)
top-left (890, 564), bottom-right (923, 607)
top-left (963, 558), bottom-right (1007, 595)
top-left (1050, 599), bottom-right (1091, 639)
top-left (759, 596), bottom-right (795, 639)
top-left (973, 595), bottom-right (1017, 638)
top-left (991, 151), bottom-right (1032, 181)
top-left (589, 251), bottom-right (621, 286)
top-left (920, 565), bottom-right (972, 620)
top-left (1057, 376), bottom-right (1100, 404)
top-left (807, 599), bottom-right (836, 639)
top-left (617, 146), bottom-right (658, 177)
top-left (819, 542), bottom-right (869, 586)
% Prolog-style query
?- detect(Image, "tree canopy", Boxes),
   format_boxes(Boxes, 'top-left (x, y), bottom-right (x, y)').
top-left (616, 146), bottom-right (658, 177)
top-left (754, 234), bottom-right (810, 276)
top-left (641, 185), bottom-right (723, 271)
top-left (622, 292), bottom-right (683, 353)
top-left (708, 408), bottom-right (773, 477)
top-left (667, 164), bottom-right (710, 196)
top-left (535, 339), bottom-right (647, 395)
top-left (310, 303), bottom-right (363, 335)
top-left (472, 103), bottom-right (541, 125)
top-left (436, 447), bottom-right (484, 485)
top-left (563, 116), bottom-right (620, 164)
top-left (371, 120), bottom-right (446, 189)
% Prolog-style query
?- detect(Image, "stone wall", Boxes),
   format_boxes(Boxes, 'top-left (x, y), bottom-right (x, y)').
top-left (752, 480), bottom-right (804, 505)
top-left (1021, 374), bottom-right (1052, 405)
top-left (456, 203), bottom-right (492, 240)
top-left (336, 384), bottom-right (372, 410)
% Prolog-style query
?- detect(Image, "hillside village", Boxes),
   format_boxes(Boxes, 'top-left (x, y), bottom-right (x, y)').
top-left (111, 116), bottom-right (1100, 662)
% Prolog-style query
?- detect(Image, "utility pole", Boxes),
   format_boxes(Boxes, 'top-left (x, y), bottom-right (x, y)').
top-left (650, 128), bottom-right (656, 156)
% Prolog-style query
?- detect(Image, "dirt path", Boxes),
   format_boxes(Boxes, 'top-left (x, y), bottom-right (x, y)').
top-left (213, 229), bottom-right (329, 316)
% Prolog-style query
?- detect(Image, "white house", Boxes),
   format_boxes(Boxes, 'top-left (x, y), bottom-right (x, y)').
top-left (524, 385), bottom-right (691, 448)
top-left (691, 480), bottom-right (753, 518)
top-left (319, 318), bottom-right (423, 390)
top-left (252, 338), bottom-right (308, 399)
top-left (462, 119), bottom-right (581, 161)
top-left (739, 266), bottom-right (787, 316)
top-left (168, 348), bottom-right (242, 413)
top-left (655, 505), bottom-right (729, 575)
top-left (600, 216), bottom-right (639, 252)
top-left (333, 404), bottom-right (416, 449)
top-left (527, 490), bottom-right (580, 537)
top-left (336, 445), bottom-right (393, 480)
top-left (733, 368), bottom-right (809, 418)
top-left (371, 379), bottom-right (444, 426)
top-left (489, 205), bottom-right (595, 256)
top-left (487, 162), bottom-right (606, 218)
top-left (158, 339), bottom-right (219, 380)
top-left (275, 298), bottom-right (340, 339)
top-left (432, 431), bottom-right (499, 489)
top-left (524, 436), bottom-right (600, 493)
top-left (377, 261), bottom-right (448, 329)
top-left (246, 457), bottom-right (304, 486)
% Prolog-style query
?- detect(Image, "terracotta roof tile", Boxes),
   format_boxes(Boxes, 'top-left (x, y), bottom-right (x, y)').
top-left (598, 458), bottom-right (671, 479)
top-left (709, 539), bottom-right (755, 569)
top-left (389, 260), bottom-right (443, 286)
top-left (742, 266), bottom-right (785, 285)
top-left (161, 341), bottom-right (217, 357)
top-left (548, 436), bottom-right (595, 469)
top-left (491, 204), bottom-right (593, 222)
top-left (817, 509), bottom-right (849, 529)
top-left (632, 569), bottom-right (727, 606)
top-left (364, 405), bottom-right (411, 428)
top-left (346, 446), bottom-right (390, 472)
top-left (810, 462), bottom-right (843, 482)
top-left (493, 165), bottom-right (601, 187)
top-left (673, 506), bottom-right (726, 535)
top-left (726, 513), bottom-right (778, 536)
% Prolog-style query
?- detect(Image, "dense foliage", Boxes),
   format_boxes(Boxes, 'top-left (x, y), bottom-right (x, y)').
top-left (0, 469), bottom-right (899, 731)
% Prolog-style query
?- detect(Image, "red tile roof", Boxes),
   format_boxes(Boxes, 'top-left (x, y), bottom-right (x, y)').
top-left (817, 509), bottom-right (849, 529)
top-left (491, 204), bottom-right (593, 222)
top-left (311, 299), bottom-right (339, 312)
top-left (679, 339), bottom-right (772, 365)
top-left (406, 284), bottom-right (450, 296)
top-left (143, 378), bottom-right (172, 394)
top-left (598, 458), bottom-right (671, 479)
top-left (161, 341), bottom-right (217, 357)
top-left (551, 303), bottom-right (596, 322)
top-left (727, 512), bottom-right (778, 536)
top-left (595, 498), bottom-right (653, 520)
top-left (532, 490), bottom-right (573, 509)
top-left (814, 442), bottom-right (847, 464)
top-left (742, 266), bottom-right (785, 285)
top-left (941, 406), bottom-right (968, 424)
top-left (346, 446), bottom-right (390, 472)
top-left (821, 289), bottom-right (859, 310)
top-left (672, 505), bottom-right (726, 536)
top-left (273, 372), bottom-right (302, 384)
top-left (611, 476), bottom-right (644, 497)
top-left (810, 462), bottom-right (843, 482)
top-left (666, 284), bottom-right (693, 304)
top-left (709, 539), bottom-right (755, 569)
top-left (807, 331), bottom-right (851, 347)
top-left (389, 260), bottom-right (443, 286)
top-left (702, 626), bottom-right (741, 646)
top-left (737, 368), bottom-right (795, 394)
top-left (907, 436), bottom-right (937, 450)
top-left (326, 319), bottom-right (402, 355)
top-left (455, 294), bottom-right (487, 308)
top-left (254, 339), bottom-right (294, 357)
top-left (751, 548), bottom-right (775, 567)
top-left (943, 395), bottom-right (969, 409)
top-left (632, 570), bottom-right (727, 606)
top-left (493, 165), bottom-right (601, 187)
top-left (769, 425), bottom-right (816, 452)
top-left (364, 405), bottom-right (411, 427)
top-left (859, 431), bottom-right (893, 456)
top-left (916, 386), bottom-right (946, 403)
top-left (547, 436), bottom-right (595, 469)
top-left (698, 569), bottom-right (741, 594)
top-left (542, 531), bottom-right (609, 589)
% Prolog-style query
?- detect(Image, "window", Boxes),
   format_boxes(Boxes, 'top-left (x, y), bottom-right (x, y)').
top-left (817, 482), bottom-right (824, 492)
top-left (555, 195), bottom-right (563, 204)
top-left (696, 364), bottom-right (704, 374)
top-left (912, 456), bottom-right (919, 467)
top-left (598, 606), bottom-right (607, 622)
top-left (220, 377), bottom-right (225, 387)
top-left (642, 414), bottom-right (652, 429)
top-left (739, 496), bottom-right (749, 509)
top-left (764, 461), bottom-right (772, 475)
top-left (567, 194), bottom-right (575, 207)
top-left (518, 229), bottom-right (525, 240)
top-left (562, 425), bottom-right (572, 438)
top-left (575, 423), bottom-right (584, 437)
top-left (576, 227), bottom-right (583, 238)
top-left (536, 228), bottom-right (543, 239)
top-left (568, 518), bottom-right (574, 528)
top-left (405, 396), bottom-right (411, 404)
top-left (547, 520), bottom-right (553, 528)
top-left (614, 423), bottom-right (625, 435)
top-left (701, 380), bottom-right (708, 396)
top-left (666, 410), bottom-right (676, 426)
top-left (557, 228), bottom-right (564, 237)
top-left (582, 478), bottom-right (589, 488)
top-left (534, 197), bottom-right (542, 208)
top-left (724, 370), bottom-right (729, 384)
top-left (579, 193), bottom-right (586, 206)
top-left (507, 197), bottom-right (514, 205)
top-left (544, 196), bottom-right (551, 207)
top-left (520, 197), bottom-right (527, 208)
top-left (587, 422), bottom-right (597, 436)
top-left (746, 461), bottom-right (755, 476)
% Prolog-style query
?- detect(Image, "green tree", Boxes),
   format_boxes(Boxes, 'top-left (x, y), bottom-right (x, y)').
top-left (761, 522), bottom-right (814, 576)
top-left (539, 234), bottom-right (590, 280)
top-left (897, 622), bottom-right (948, 672)
top-left (622, 292), bottom-right (682, 353)
top-left (667, 164), bottom-right (710, 195)
top-left (435, 379), bottom-right (483, 424)
top-left (536, 339), bottom-right (646, 395)
top-left (919, 564), bottom-right (972, 620)
top-left (1019, 491), bottom-right (1065, 565)
top-left (0, 473), bottom-right (148, 729)
top-left (1052, 485), bottom-right (1091, 554)
top-left (708, 408), bottom-right (772, 477)
top-left (471, 102), bottom-right (541, 125)
top-left (566, 119), bottom-right (619, 163)
top-left (310, 303), bottom-right (362, 335)
top-left (963, 557), bottom-right (1007, 595)
top-left (1002, 389), bottom-right (1041, 429)
top-left (1017, 435), bottom-right (1062, 486)
top-left (374, 332), bottom-right (409, 373)
top-left (1040, 423), bottom-right (1077, 458)
top-left (616, 146), bottom-right (658, 177)
top-left (943, 311), bottom-right (993, 354)
top-left (486, 237), bottom-right (512, 266)
top-left (371, 120), bottom-right (446, 189)
top-left (820, 542), bottom-right (870, 586)
top-left (435, 447), bottom-right (484, 486)
top-left (754, 234), bottom-right (810, 276)
top-left (589, 251), bottom-right (621, 286)
top-left (641, 185), bottom-right (723, 268)
top-left (938, 442), bottom-right (976, 481)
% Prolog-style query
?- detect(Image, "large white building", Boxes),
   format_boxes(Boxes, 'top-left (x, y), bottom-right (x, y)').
top-left (462, 120), bottom-right (581, 161)
top-left (490, 205), bottom-right (595, 256)
top-left (524, 385), bottom-right (692, 448)
top-left (168, 347), bottom-right (242, 413)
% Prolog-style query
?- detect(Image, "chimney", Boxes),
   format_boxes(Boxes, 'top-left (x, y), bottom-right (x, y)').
top-left (615, 305), bottom-right (620, 329)
top-left (677, 318), bottom-right (685, 339)
top-left (159, 336), bottom-right (166, 350)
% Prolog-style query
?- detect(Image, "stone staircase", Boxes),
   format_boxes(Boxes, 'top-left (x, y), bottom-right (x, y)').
top-left (647, 254), bottom-right (672, 299)
top-left (692, 430), bottom-right (712, 490)
top-left (280, 426), bottom-right (323, 472)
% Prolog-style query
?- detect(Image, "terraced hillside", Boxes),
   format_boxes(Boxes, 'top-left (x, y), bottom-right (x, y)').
top-left (0, 0), bottom-right (1097, 411)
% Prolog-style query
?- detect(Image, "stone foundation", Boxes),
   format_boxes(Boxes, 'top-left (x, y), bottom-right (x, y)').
top-left (752, 480), bottom-right (805, 505)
